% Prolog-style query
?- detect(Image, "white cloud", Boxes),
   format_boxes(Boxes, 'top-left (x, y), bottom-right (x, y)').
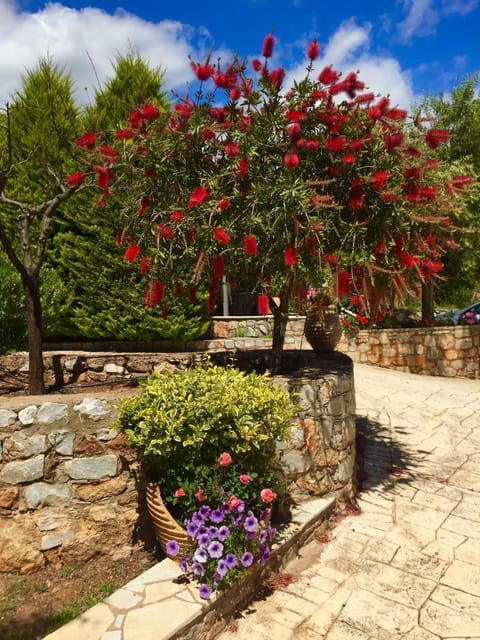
top-left (397, 0), bottom-right (438, 41)
top-left (284, 21), bottom-right (415, 109)
top-left (0, 0), bottom-right (207, 105)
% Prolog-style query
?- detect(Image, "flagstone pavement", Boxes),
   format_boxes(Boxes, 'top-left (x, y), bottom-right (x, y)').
top-left (215, 363), bottom-right (480, 640)
top-left (44, 363), bottom-right (480, 640)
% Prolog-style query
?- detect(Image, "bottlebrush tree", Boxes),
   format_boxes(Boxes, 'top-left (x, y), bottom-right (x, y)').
top-left (73, 34), bottom-right (473, 372)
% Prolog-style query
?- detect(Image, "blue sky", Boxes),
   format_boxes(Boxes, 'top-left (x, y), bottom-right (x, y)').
top-left (1, 0), bottom-right (478, 108)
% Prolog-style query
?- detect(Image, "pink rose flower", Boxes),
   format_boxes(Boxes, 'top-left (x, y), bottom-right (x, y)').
top-left (227, 495), bottom-right (241, 510)
top-left (218, 452), bottom-right (232, 467)
top-left (174, 488), bottom-right (186, 498)
top-left (239, 474), bottom-right (251, 484)
top-left (195, 488), bottom-right (206, 501)
top-left (260, 488), bottom-right (277, 503)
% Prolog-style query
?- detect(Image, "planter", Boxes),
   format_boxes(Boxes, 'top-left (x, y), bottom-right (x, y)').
top-left (304, 304), bottom-right (343, 353)
top-left (145, 482), bottom-right (191, 554)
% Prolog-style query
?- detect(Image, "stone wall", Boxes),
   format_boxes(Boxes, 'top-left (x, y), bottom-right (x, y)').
top-left (338, 325), bottom-right (480, 379)
top-left (0, 351), bottom-right (356, 574)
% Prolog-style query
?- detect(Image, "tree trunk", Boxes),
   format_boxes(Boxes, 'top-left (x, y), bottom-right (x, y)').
top-left (421, 280), bottom-right (435, 322)
top-left (269, 273), bottom-right (295, 374)
top-left (23, 274), bottom-right (45, 395)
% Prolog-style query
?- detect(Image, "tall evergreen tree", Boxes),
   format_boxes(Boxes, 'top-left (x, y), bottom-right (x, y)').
top-left (48, 51), bottom-right (210, 342)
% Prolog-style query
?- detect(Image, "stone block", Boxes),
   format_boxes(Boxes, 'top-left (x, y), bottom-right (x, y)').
top-left (0, 409), bottom-right (17, 428)
top-left (0, 455), bottom-right (44, 484)
top-left (18, 404), bottom-right (38, 425)
top-left (65, 455), bottom-right (118, 480)
top-left (37, 403), bottom-right (68, 424)
top-left (73, 397), bottom-right (111, 421)
top-left (24, 482), bottom-right (71, 509)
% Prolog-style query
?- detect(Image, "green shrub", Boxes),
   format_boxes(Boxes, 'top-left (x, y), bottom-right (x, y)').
top-left (116, 361), bottom-right (296, 499)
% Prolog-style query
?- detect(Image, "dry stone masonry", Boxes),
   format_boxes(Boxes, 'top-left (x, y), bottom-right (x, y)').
top-left (0, 351), bottom-right (356, 574)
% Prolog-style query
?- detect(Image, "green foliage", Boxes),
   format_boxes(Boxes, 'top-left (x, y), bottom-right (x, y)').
top-left (116, 362), bottom-right (296, 497)
top-left (0, 252), bottom-right (26, 353)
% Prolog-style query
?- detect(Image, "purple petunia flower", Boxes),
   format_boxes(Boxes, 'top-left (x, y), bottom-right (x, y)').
top-left (197, 532), bottom-right (211, 548)
top-left (215, 559), bottom-right (228, 580)
top-left (166, 540), bottom-right (180, 556)
top-left (208, 526), bottom-right (219, 538)
top-left (186, 522), bottom-right (199, 537)
top-left (199, 505), bottom-right (211, 518)
top-left (267, 525), bottom-right (277, 541)
top-left (192, 512), bottom-right (205, 526)
top-left (260, 545), bottom-right (271, 567)
top-left (217, 526), bottom-right (230, 541)
top-left (259, 508), bottom-right (270, 522)
top-left (193, 548), bottom-right (208, 563)
top-left (244, 514), bottom-right (259, 533)
top-left (210, 509), bottom-right (225, 523)
top-left (180, 555), bottom-right (189, 572)
top-left (192, 562), bottom-right (206, 577)
top-left (207, 540), bottom-right (224, 559)
top-left (258, 530), bottom-right (267, 545)
top-left (245, 530), bottom-right (257, 541)
top-left (225, 553), bottom-right (238, 569)
top-left (241, 552), bottom-right (254, 568)
top-left (199, 583), bottom-right (212, 600)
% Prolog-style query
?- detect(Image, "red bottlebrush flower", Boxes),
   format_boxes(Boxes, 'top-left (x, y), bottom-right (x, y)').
top-left (384, 132), bottom-right (404, 152)
top-left (174, 282), bottom-right (183, 296)
top-left (137, 195), bottom-right (152, 216)
top-left (372, 171), bottom-right (390, 189)
top-left (422, 159), bottom-right (441, 171)
top-left (99, 145), bottom-right (119, 163)
top-left (350, 294), bottom-right (362, 306)
top-left (355, 92), bottom-right (376, 104)
top-left (284, 247), bottom-right (298, 266)
top-left (173, 101), bottom-right (193, 120)
top-left (94, 165), bottom-right (112, 190)
top-left (385, 108), bottom-right (408, 121)
top-left (287, 110), bottom-right (306, 123)
top-left (252, 59), bottom-right (263, 72)
top-left (325, 137), bottom-right (348, 152)
top-left (115, 230), bottom-right (124, 246)
top-left (124, 243), bottom-right (141, 263)
top-left (217, 199), bottom-right (230, 211)
top-left (342, 154), bottom-right (356, 165)
top-left (351, 178), bottom-right (363, 189)
top-left (349, 193), bottom-right (365, 209)
top-left (189, 287), bottom-right (198, 304)
top-left (328, 166), bottom-right (341, 176)
top-left (170, 210), bottom-right (184, 222)
top-left (318, 66), bottom-right (340, 85)
top-left (128, 110), bottom-right (143, 129)
top-left (208, 106), bottom-right (227, 122)
top-left (145, 281), bottom-right (165, 309)
top-left (139, 103), bottom-right (160, 119)
top-left (188, 185), bottom-right (210, 208)
top-left (213, 227), bottom-right (231, 245)
top-left (289, 123), bottom-right (302, 143)
top-left (224, 141), bottom-right (240, 157)
top-left (375, 241), bottom-right (386, 254)
top-left (258, 294), bottom-right (270, 315)
top-left (404, 166), bottom-right (422, 179)
top-left (284, 152), bottom-right (300, 168)
top-left (115, 128), bottom-right (133, 140)
top-left (325, 254), bottom-right (338, 265)
top-left (380, 190), bottom-right (397, 203)
top-left (425, 129), bottom-right (450, 149)
top-left (66, 172), bottom-right (84, 186)
top-left (213, 71), bottom-right (238, 89)
top-left (212, 255), bottom-right (225, 277)
top-left (139, 256), bottom-right (150, 274)
top-left (230, 87), bottom-right (241, 100)
top-left (421, 187), bottom-right (437, 200)
top-left (421, 260), bottom-right (443, 277)
top-left (262, 33), bottom-right (276, 58)
top-left (338, 270), bottom-right (351, 297)
top-left (191, 62), bottom-right (214, 81)
top-left (144, 168), bottom-right (157, 178)
top-left (307, 40), bottom-right (320, 60)
top-left (305, 138), bottom-right (319, 150)
top-left (244, 235), bottom-right (258, 255)
top-left (356, 314), bottom-right (369, 325)
top-left (75, 131), bottom-right (96, 150)
top-left (268, 67), bottom-right (286, 90)
top-left (401, 254), bottom-right (420, 268)
top-left (451, 175), bottom-right (474, 190)
top-left (201, 128), bottom-right (215, 141)
top-left (237, 158), bottom-right (249, 179)
top-left (157, 224), bottom-right (174, 240)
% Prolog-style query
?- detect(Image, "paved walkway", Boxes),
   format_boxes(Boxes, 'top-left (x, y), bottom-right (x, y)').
top-left (216, 364), bottom-right (480, 640)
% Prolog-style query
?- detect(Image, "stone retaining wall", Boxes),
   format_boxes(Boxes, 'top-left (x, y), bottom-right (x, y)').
top-left (338, 325), bottom-right (480, 379)
top-left (0, 351), bottom-right (355, 574)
